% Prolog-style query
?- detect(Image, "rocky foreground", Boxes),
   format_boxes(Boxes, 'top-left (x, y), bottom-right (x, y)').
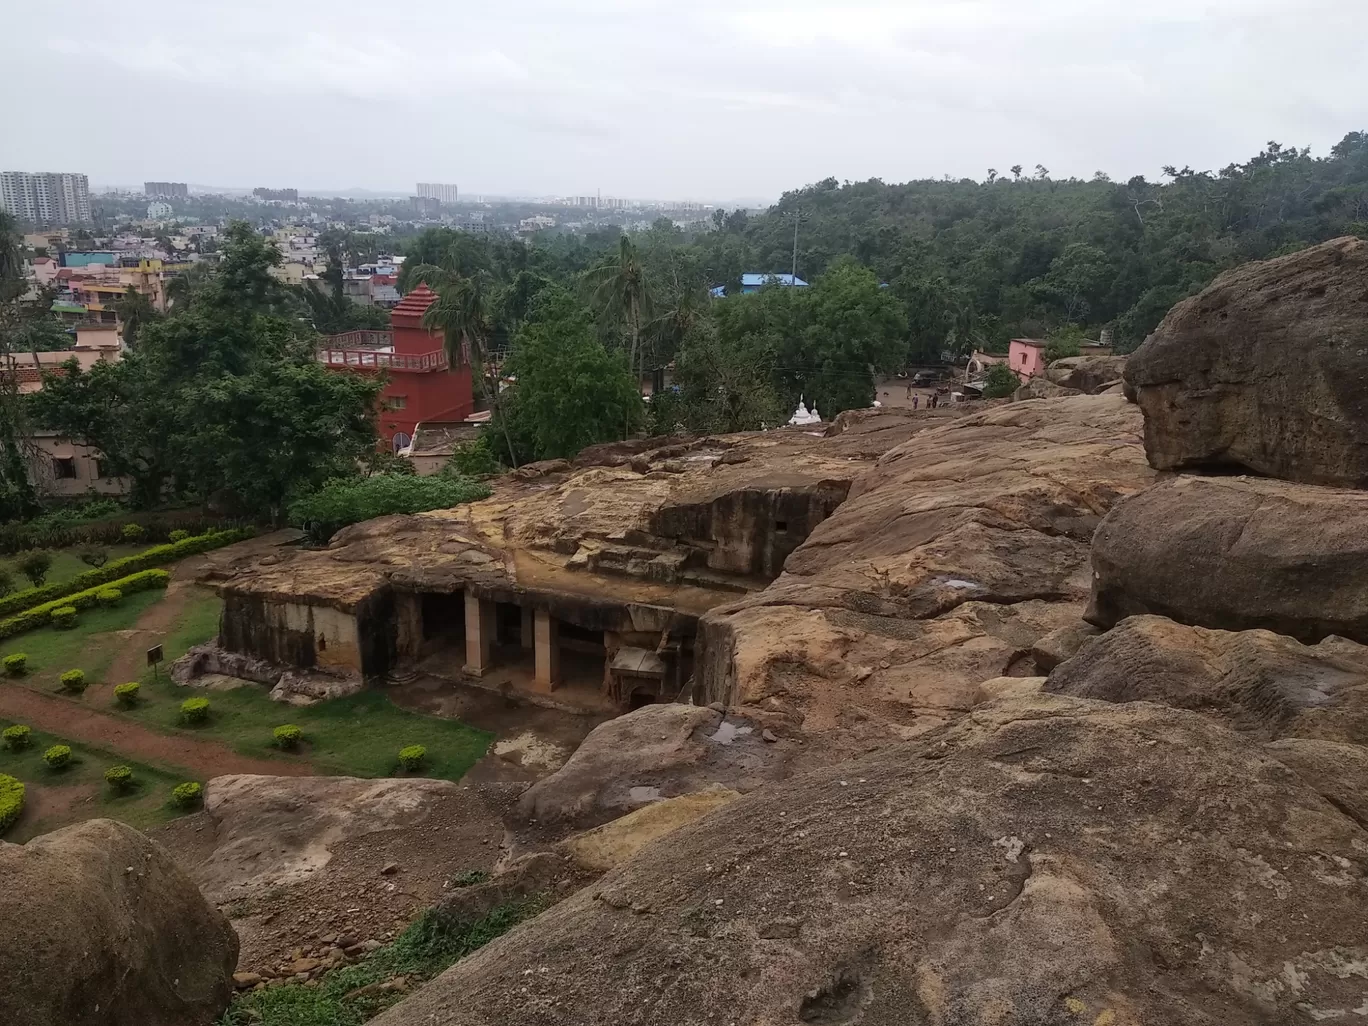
top-left (8, 238), bottom-right (1368, 1025)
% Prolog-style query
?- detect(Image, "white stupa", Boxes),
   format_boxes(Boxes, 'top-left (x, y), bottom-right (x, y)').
top-left (788, 396), bottom-right (820, 427)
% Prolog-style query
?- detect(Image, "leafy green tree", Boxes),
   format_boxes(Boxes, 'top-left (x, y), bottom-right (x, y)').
top-left (982, 363), bottom-right (1020, 398)
top-left (502, 288), bottom-right (642, 459)
top-left (29, 220), bottom-right (382, 518)
top-left (115, 286), bottom-right (160, 346)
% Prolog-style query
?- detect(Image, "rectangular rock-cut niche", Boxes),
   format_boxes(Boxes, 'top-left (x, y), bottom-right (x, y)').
top-left (651, 482), bottom-right (851, 578)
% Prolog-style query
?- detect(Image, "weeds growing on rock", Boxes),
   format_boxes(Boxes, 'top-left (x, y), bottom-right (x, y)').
top-left (219, 899), bottom-right (544, 1026)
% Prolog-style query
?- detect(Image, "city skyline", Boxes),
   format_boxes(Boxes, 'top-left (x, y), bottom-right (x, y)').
top-left (3, 0), bottom-right (1365, 199)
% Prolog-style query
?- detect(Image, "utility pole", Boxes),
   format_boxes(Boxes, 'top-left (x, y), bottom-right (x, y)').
top-left (791, 208), bottom-right (800, 282)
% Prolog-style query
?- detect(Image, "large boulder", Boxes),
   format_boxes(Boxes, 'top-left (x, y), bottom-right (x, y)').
top-left (1087, 475), bottom-right (1368, 644)
top-left (510, 704), bottom-right (791, 848)
top-left (1011, 376), bottom-right (1080, 401)
top-left (1045, 354), bottom-right (1128, 393)
top-left (1125, 236), bottom-right (1368, 487)
top-left (0, 819), bottom-right (238, 1026)
top-left (1048, 614), bottom-right (1368, 742)
top-left (374, 692), bottom-right (1368, 1026)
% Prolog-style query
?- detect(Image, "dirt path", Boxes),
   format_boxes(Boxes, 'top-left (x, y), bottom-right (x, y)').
top-left (94, 579), bottom-right (199, 698)
top-left (0, 686), bottom-right (312, 779)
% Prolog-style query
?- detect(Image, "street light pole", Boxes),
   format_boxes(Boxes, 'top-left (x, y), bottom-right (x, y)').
top-left (791, 208), bottom-right (799, 282)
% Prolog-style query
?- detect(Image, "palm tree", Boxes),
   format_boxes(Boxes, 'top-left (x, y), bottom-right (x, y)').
top-left (583, 235), bottom-right (652, 387)
top-left (115, 286), bottom-right (159, 346)
top-left (422, 274), bottom-right (519, 468)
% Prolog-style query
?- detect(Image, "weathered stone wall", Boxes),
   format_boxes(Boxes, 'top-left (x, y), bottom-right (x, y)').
top-left (650, 481), bottom-right (851, 578)
top-left (220, 594), bottom-right (364, 676)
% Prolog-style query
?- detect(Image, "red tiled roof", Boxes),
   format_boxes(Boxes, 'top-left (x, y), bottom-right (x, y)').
top-left (391, 282), bottom-right (439, 318)
top-left (371, 274), bottom-right (397, 285)
top-left (56, 268), bottom-right (78, 280)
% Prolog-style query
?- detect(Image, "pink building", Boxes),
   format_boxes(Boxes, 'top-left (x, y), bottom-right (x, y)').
top-left (1008, 338), bottom-right (1048, 382)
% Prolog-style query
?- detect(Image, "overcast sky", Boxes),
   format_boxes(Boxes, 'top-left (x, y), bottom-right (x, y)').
top-left (3, 0), bottom-right (1365, 203)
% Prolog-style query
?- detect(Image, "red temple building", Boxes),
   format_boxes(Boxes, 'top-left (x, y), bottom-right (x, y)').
top-left (315, 283), bottom-right (476, 451)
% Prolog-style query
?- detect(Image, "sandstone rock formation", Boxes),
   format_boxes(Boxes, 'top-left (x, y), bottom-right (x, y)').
top-left (1086, 475), bottom-right (1368, 643)
top-left (164, 774), bottom-right (516, 973)
top-left (1125, 236), bottom-right (1368, 487)
top-left (1045, 353), bottom-right (1128, 393)
top-left (0, 819), bottom-right (238, 1026)
top-left (510, 704), bottom-right (791, 848)
top-left (698, 396), bottom-right (1155, 733)
top-left (374, 692), bottom-right (1368, 1026)
top-left (1011, 376), bottom-right (1080, 401)
top-left (1048, 614), bottom-right (1368, 742)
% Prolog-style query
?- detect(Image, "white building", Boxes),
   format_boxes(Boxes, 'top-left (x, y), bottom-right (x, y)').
top-left (0, 171), bottom-right (92, 225)
top-left (147, 200), bottom-right (173, 220)
top-left (416, 182), bottom-right (459, 204)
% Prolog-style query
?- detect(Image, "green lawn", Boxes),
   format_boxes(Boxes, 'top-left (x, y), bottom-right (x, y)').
top-left (0, 587), bottom-right (166, 686)
top-left (124, 590), bottom-right (493, 781)
top-left (0, 721), bottom-right (189, 841)
top-left (4, 544), bottom-right (152, 590)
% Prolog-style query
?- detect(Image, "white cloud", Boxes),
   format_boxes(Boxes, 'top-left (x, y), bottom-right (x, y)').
top-left (3, 0), bottom-right (1367, 199)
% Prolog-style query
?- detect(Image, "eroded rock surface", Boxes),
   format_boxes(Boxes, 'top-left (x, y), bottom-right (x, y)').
top-left (1048, 614), bottom-right (1368, 742)
top-left (699, 396), bottom-right (1154, 734)
top-left (0, 819), bottom-right (238, 1026)
top-left (1087, 475), bottom-right (1368, 643)
top-left (509, 704), bottom-right (792, 849)
top-left (1012, 377), bottom-right (1080, 401)
top-left (1125, 235), bottom-right (1368, 487)
top-left (158, 774), bottom-right (516, 974)
top-left (374, 693), bottom-right (1368, 1026)
top-left (1045, 354), bottom-right (1129, 393)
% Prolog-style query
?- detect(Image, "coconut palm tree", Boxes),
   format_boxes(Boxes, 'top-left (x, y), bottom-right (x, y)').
top-left (582, 235), bottom-right (652, 386)
top-left (421, 274), bottom-right (519, 467)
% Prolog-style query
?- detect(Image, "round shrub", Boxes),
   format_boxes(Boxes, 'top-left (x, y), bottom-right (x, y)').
top-left (113, 681), bottom-right (140, 707)
top-left (0, 774), bottom-right (24, 833)
top-left (43, 744), bottom-right (72, 769)
top-left (1, 724), bottom-right (30, 750)
top-left (273, 724), bottom-right (303, 751)
top-left (17, 549), bottom-right (52, 587)
top-left (50, 606), bottom-right (78, 630)
top-left (398, 744), bottom-right (427, 772)
top-left (96, 588), bottom-right (122, 607)
top-left (168, 529), bottom-right (190, 543)
top-left (104, 765), bottom-right (134, 793)
top-left (3, 653), bottom-right (27, 677)
top-left (59, 669), bottom-right (86, 694)
top-left (180, 696), bottom-right (210, 725)
top-left (171, 781), bottom-right (203, 808)
top-left (121, 522), bottom-right (145, 542)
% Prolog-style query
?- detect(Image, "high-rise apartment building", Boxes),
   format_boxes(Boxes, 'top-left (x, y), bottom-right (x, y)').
top-left (416, 182), bottom-right (459, 204)
top-left (144, 181), bottom-right (188, 199)
top-left (0, 171), bottom-right (92, 225)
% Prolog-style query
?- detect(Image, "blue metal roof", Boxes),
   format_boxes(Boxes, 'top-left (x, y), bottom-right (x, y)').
top-left (740, 272), bottom-right (808, 287)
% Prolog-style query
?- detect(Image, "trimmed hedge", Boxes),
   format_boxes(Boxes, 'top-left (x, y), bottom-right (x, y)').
top-left (114, 681), bottom-right (140, 707)
top-left (171, 781), bottom-right (202, 808)
top-left (50, 606), bottom-right (77, 630)
top-left (273, 724), bottom-right (303, 750)
top-left (96, 588), bottom-right (122, 607)
top-left (1, 725), bottom-right (30, 750)
top-left (2, 653), bottom-right (25, 676)
top-left (43, 744), bottom-right (72, 768)
top-left (0, 569), bottom-right (170, 641)
top-left (398, 744), bottom-right (427, 771)
top-left (105, 765), bottom-right (134, 792)
top-left (0, 774), bottom-right (23, 833)
top-left (180, 696), bottom-right (210, 725)
top-left (0, 528), bottom-right (251, 621)
top-left (59, 669), bottom-right (86, 693)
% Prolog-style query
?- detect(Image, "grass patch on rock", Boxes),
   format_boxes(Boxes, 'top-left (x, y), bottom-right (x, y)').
top-left (220, 900), bottom-right (541, 1026)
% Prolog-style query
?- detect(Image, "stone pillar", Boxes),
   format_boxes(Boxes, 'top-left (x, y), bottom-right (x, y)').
top-left (464, 593), bottom-right (493, 676)
top-left (520, 606), bottom-right (534, 651)
top-left (534, 608), bottom-right (560, 691)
